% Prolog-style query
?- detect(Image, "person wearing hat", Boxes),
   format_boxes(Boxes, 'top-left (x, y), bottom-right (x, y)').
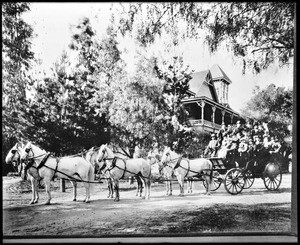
top-left (232, 120), bottom-right (244, 136)
top-left (237, 137), bottom-right (249, 168)
top-left (225, 124), bottom-right (233, 137)
top-left (204, 133), bottom-right (219, 157)
top-left (269, 136), bottom-right (282, 162)
top-left (217, 122), bottom-right (227, 146)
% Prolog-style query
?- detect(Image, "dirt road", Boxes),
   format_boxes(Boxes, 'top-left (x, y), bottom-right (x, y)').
top-left (2, 173), bottom-right (293, 241)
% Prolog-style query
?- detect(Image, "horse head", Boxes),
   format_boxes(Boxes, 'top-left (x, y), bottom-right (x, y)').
top-left (96, 144), bottom-right (114, 170)
top-left (20, 142), bottom-right (33, 162)
top-left (160, 146), bottom-right (172, 166)
top-left (5, 142), bottom-right (22, 166)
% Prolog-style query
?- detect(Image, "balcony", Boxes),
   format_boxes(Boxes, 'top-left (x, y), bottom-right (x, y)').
top-left (189, 119), bottom-right (221, 133)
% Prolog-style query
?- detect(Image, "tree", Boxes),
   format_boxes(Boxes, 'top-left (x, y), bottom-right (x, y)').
top-left (116, 2), bottom-right (294, 74)
top-left (18, 18), bottom-right (124, 155)
top-left (204, 2), bottom-right (294, 74)
top-left (240, 83), bottom-right (293, 141)
top-left (2, 2), bottom-right (34, 136)
top-left (2, 2), bottom-right (34, 174)
top-left (21, 51), bottom-right (111, 155)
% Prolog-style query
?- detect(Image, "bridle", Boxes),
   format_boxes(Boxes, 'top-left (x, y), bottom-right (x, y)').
top-left (8, 148), bottom-right (22, 173)
top-left (21, 146), bottom-right (48, 171)
top-left (161, 152), bottom-right (178, 168)
top-left (97, 147), bottom-right (114, 173)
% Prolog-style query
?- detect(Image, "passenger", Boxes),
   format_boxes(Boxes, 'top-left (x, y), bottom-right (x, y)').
top-left (217, 122), bottom-right (227, 145)
top-left (225, 137), bottom-right (239, 168)
top-left (269, 137), bottom-right (282, 163)
top-left (237, 138), bottom-right (249, 168)
top-left (262, 121), bottom-right (270, 135)
top-left (263, 134), bottom-right (271, 149)
top-left (204, 133), bottom-right (219, 157)
top-left (225, 124), bottom-right (234, 137)
top-left (247, 138), bottom-right (255, 160)
top-left (217, 137), bottom-right (229, 159)
top-left (257, 123), bottom-right (265, 139)
top-left (252, 124), bottom-right (260, 139)
top-left (232, 120), bottom-right (243, 135)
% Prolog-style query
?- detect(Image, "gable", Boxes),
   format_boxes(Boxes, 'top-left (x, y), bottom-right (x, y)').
top-left (188, 70), bottom-right (219, 103)
top-left (210, 64), bottom-right (232, 84)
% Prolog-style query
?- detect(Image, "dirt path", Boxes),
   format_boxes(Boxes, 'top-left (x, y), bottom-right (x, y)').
top-left (3, 173), bottom-right (293, 238)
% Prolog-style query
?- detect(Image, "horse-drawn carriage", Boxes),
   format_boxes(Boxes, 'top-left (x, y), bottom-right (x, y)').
top-left (202, 149), bottom-right (283, 195)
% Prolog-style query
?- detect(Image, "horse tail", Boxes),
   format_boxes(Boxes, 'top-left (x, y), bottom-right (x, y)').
top-left (88, 163), bottom-right (95, 193)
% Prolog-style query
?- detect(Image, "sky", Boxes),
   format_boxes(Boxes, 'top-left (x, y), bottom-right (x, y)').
top-left (22, 2), bottom-right (294, 114)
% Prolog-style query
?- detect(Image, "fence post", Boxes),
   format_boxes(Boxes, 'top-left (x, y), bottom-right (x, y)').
top-left (60, 179), bottom-right (65, 192)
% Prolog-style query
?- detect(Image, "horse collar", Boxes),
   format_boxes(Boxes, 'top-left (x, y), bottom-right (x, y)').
top-left (52, 157), bottom-right (60, 181)
top-left (37, 153), bottom-right (51, 170)
top-left (173, 157), bottom-right (182, 170)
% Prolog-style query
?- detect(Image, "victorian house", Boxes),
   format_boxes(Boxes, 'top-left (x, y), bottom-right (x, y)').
top-left (183, 64), bottom-right (241, 133)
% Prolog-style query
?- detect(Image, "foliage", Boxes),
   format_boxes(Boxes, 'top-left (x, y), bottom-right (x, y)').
top-left (18, 18), bottom-right (124, 155)
top-left (116, 2), bottom-right (294, 74)
top-left (2, 2), bottom-right (34, 174)
top-left (153, 56), bottom-right (195, 152)
top-left (205, 2), bottom-right (294, 74)
top-left (240, 83), bottom-right (293, 140)
top-left (107, 55), bottom-right (167, 157)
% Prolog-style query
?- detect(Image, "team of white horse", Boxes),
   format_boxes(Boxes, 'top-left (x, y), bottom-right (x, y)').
top-left (5, 142), bottom-right (213, 205)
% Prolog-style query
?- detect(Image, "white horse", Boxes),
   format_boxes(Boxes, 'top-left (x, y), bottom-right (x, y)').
top-left (85, 146), bottom-right (114, 199)
top-left (147, 151), bottom-right (174, 195)
top-left (20, 142), bottom-right (94, 205)
top-left (96, 144), bottom-right (151, 202)
top-left (5, 142), bottom-right (25, 178)
top-left (160, 147), bottom-right (213, 196)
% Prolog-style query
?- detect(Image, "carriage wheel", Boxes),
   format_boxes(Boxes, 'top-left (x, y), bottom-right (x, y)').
top-left (224, 168), bottom-right (245, 195)
top-left (263, 162), bottom-right (282, 191)
top-left (243, 169), bottom-right (255, 189)
top-left (203, 171), bottom-right (222, 191)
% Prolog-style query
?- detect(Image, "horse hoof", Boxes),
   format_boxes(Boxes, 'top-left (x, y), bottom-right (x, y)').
top-left (85, 200), bottom-right (90, 203)
top-left (44, 202), bottom-right (51, 205)
top-left (114, 198), bottom-right (120, 202)
top-left (73, 199), bottom-right (76, 201)
top-left (29, 201), bottom-right (34, 205)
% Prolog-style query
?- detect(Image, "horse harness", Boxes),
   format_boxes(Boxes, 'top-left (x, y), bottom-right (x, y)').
top-left (164, 155), bottom-right (210, 178)
top-left (23, 149), bottom-right (69, 181)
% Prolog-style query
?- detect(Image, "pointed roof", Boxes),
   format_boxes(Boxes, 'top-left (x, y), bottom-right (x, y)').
top-left (188, 70), bottom-right (219, 103)
top-left (210, 64), bottom-right (232, 84)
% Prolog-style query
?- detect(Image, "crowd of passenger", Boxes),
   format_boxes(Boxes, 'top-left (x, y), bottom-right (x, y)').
top-left (204, 120), bottom-right (291, 171)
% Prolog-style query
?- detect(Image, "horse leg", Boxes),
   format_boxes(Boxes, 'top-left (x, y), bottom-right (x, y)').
top-left (136, 176), bottom-right (143, 197)
top-left (113, 179), bottom-right (120, 202)
top-left (29, 177), bottom-right (38, 204)
top-left (107, 179), bottom-right (114, 198)
top-left (135, 176), bottom-right (139, 196)
top-left (43, 178), bottom-right (52, 205)
top-left (204, 171), bottom-right (212, 195)
top-left (146, 178), bottom-right (151, 199)
top-left (83, 182), bottom-right (91, 203)
top-left (165, 181), bottom-right (169, 195)
top-left (177, 175), bottom-right (185, 196)
top-left (141, 177), bottom-right (150, 199)
top-left (70, 180), bottom-right (77, 201)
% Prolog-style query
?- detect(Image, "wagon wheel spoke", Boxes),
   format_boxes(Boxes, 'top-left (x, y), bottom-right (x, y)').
top-left (243, 170), bottom-right (254, 189)
top-left (263, 162), bottom-right (282, 191)
top-left (224, 168), bottom-right (244, 195)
